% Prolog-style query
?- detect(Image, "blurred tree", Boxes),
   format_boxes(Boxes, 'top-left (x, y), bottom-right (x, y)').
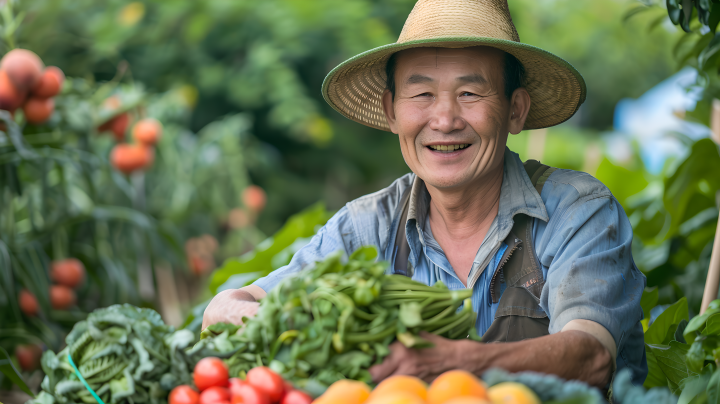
top-left (11, 0), bottom-right (678, 234)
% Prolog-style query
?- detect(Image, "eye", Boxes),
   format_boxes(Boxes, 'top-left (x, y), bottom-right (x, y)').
top-left (460, 91), bottom-right (479, 97)
top-left (413, 92), bottom-right (433, 98)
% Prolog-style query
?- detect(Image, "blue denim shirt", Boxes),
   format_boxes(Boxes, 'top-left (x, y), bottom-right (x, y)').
top-left (254, 148), bottom-right (648, 385)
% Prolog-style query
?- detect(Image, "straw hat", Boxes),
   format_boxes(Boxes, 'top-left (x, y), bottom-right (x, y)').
top-left (321, 0), bottom-right (586, 131)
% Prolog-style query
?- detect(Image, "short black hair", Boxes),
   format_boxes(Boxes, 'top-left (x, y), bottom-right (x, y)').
top-left (385, 50), bottom-right (525, 101)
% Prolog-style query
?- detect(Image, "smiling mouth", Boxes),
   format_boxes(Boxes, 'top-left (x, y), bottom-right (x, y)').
top-left (427, 144), bottom-right (470, 153)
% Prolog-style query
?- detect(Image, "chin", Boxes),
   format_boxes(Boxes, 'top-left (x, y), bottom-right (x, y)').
top-left (421, 172), bottom-right (471, 189)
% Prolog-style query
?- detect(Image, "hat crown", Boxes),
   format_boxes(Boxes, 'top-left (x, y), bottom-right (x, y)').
top-left (397, 0), bottom-right (520, 44)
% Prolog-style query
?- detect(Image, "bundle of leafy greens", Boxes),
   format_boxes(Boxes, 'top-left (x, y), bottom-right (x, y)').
top-left (202, 246), bottom-right (477, 392)
top-left (28, 304), bottom-right (197, 404)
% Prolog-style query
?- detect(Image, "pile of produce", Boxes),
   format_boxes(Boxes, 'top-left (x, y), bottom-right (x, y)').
top-left (169, 359), bottom-right (311, 404)
top-left (29, 304), bottom-right (198, 404)
top-left (205, 246), bottom-right (477, 390)
top-left (0, 48), bottom-right (64, 124)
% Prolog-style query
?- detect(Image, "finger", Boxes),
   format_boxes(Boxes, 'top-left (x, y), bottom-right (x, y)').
top-left (418, 331), bottom-right (449, 343)
top-left (369, 342), bottom-right (404, 382)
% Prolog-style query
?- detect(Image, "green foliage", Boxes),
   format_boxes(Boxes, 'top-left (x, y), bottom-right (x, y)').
top-left (209, 202), bottom-right (332, 293)
top-left (29, 304), bottom-right (197, 404)
top-left (0, 346), bottom-right (34, 397)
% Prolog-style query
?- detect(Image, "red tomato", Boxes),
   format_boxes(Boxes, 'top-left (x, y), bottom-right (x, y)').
top-left (228, 378), bottom-right (244, 397)
top-left (281, 390), bottom-right (312, 404)
top-left (15, 344), bottom-right (42, 371)
top-left (169, 385), bottom-right (199, 404)
top-left (199, 386), bottom-right (230, 404)
top-left (246, 367), bottom-right (284, 402)
top-left (229, 381), bottom-right (269, 404)
top-left (193, 357), bottom-right (229, 391)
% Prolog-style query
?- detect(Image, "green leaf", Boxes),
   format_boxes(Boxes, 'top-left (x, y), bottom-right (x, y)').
top-left (686, 309), bottom-right (720, 343)
top-left (0, 346), bottom-right (35, 397)
top-left (209, 202), bottom-right (332, 293)
top-left (678, 365), bottom-right (713, 404)
top-left (642, 287), bottom-right (660, 319)
top-left (398, 302), bottom-right (423, 328)
top-left (646, 297), bottom-right (689, 345)
top-left (349, 246), bottom-right (378, 262)
top-left (707, 369), bottom-right (720, 404)
top-left (648, 342), bottom-right (696, 390)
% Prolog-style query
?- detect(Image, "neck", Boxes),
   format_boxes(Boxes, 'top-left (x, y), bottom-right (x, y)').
top-left (425, 163), bottom-right (504, 241)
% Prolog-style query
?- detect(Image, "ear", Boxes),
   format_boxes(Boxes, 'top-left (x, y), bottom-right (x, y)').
top-left (381, 89), bottom-right (399, 134)
top-left (508, 87), bottom-right (531, 135)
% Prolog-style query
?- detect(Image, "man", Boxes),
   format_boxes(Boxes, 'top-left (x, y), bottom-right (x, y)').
top-left (203, 0), bottom-right (647, 388)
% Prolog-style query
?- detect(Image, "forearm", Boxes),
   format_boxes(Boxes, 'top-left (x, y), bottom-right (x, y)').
top-left (461, 330), bottom-right (612, 388)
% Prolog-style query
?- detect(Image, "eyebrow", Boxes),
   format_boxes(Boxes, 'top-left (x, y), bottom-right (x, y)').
top-left (456, 74), bottom-right (487, 85)
top-left (406, 74), bottom-right (433, 84)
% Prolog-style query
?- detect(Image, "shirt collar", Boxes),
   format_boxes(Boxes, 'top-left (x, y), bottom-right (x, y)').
top-left (406, 147), bottom-right (549, 234)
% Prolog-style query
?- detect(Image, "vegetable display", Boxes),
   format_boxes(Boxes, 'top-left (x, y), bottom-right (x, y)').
top-left (29, 304), bottom-right (198, 404)
top-left (200, 246), bottom-right (477, 391)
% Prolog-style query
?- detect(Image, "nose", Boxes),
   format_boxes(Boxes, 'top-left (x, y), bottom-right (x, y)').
top-left (428, 93), bottom-right (466, 134)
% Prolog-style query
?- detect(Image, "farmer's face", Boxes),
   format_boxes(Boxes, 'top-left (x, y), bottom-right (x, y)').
top-left (382, 47), bottom-right (530, 190)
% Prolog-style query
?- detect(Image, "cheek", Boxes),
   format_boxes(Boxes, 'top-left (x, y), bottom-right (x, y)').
top-left (394, 99), bottom-right (431, 132)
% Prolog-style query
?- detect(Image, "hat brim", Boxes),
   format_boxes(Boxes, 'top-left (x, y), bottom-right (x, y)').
top-left (322, 37), bottom-right (586, 131)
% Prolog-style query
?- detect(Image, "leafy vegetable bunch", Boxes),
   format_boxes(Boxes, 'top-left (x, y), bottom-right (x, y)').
top-left (204, 246), bottom-right (476, 391)
top-left (643, 297), bottom-right (720, 402)
top-left (29, 305), bottom-right (197, 404)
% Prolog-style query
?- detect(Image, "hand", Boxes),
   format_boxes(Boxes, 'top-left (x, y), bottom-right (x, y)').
top-left (369, 332), bottom-right (468, 383)
top-left (201, 289), bottom-right (260, 330)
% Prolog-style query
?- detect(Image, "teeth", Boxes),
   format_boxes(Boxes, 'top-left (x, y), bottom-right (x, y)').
top-left (429, 144), bottom-right (469, 153)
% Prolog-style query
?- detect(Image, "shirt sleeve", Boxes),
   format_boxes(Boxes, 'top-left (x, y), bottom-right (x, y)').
top-left (538, 192), bottom-right (646, 380)
top-left (252, 206), bottom-right (357, 293)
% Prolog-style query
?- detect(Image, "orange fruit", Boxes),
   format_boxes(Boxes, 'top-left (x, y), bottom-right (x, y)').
top-left (108, 113), bottom-right (130, 141)
top-left (110, 144), bottom-right (154, 174)
top-left (23, 97), bottom-right (54, 124)
top-left (364, 391), bottom-right (426, 404)
top-left (15, 344), bottom-right (42, 371)
top-left (427, 370), bottom-right (488, 404)
top-left (50, 285), bottom-right (76, 310)
top-left (50, 258), bottom-right (86, 289)
top-left (443, 397), bottom-right (492, 404)
top-left (32, 66), bottom-right (65, 98)
top-left (314, 380), bottom-right (371, 404)
top-left (486, 382), bottom-right (540, 404)
top-left (0, 70), bottom-right (24, 110)
top-left (132, 117), bottom-right (162, 146)
top-left (0, 49), bottom-right (44, 91)
top-left (369, 375), bottom-right (427, 401)
top-left (242, 185), bottom-right (266, 212)
top-left (18, 289), bottom-right (39, 316)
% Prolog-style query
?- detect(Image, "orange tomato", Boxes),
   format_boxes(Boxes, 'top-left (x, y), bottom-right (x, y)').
top-left (50, 258), bottom-right (86, 289)
top-left (18, 289), bottom-right (39, 316)
top-left (242, 185), bottom-right (266, 212)
top-left (132, 118), bottom-right (163, 146)
top-left (0, 70), bottom-right (24, 111)
top-left (368, 375), bottom-right (427, 401)
top-left (15, 344), bottom-right (42, 371)
top-left (50, 285), bottom-right (76, 309)
top-left (32, 66), bottom-right (64, 98)
top-left (427, 370), bottom-right (488, 404)
top-left (23, 97), bottom-right (54, 124)
top-left (0, 49), bottom-right (44, 91)
top-left (110, 144), bottom-right (154, 174)
top-left (313, 380), bottom-right (370, 404)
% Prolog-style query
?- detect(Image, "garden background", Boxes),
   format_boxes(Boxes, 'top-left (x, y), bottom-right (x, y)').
top-left (1, 0), bottom-right (720, 401)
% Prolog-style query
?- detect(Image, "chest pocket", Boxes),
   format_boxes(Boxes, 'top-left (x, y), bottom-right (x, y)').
top-left (391, 159), bottom-right (556, 343)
